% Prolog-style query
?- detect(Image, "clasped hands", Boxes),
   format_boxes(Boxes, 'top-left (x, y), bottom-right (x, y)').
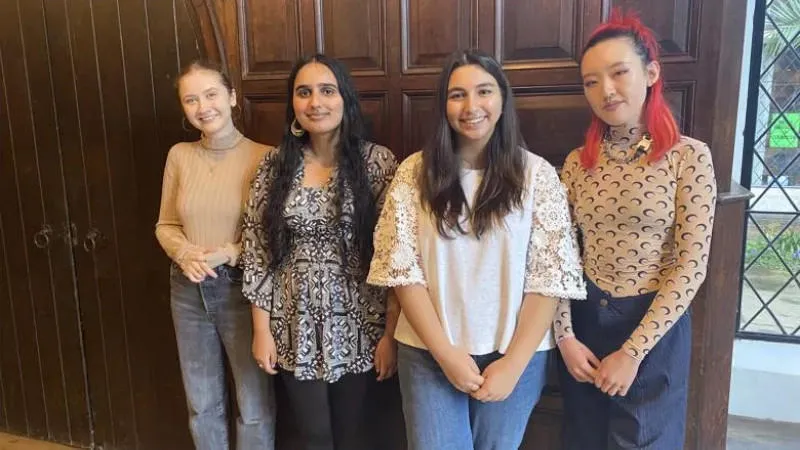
top-left (177, 246), bottom-right (230, 283)
top-left (435, 345), bottom-right (526, 403)
top-left (558, 336), bottom-right (641, 397)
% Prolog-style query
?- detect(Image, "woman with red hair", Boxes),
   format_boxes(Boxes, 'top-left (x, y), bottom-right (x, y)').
top-left (554, 11), bottom-right (717, 449)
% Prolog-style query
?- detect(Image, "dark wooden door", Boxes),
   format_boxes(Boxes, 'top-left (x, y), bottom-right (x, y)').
top-left (1, 0), bottom-right (202, 448)
top-left (193, 0), bottom-right (749, 449)
top-left (0, 0), bottom-right (94, 446)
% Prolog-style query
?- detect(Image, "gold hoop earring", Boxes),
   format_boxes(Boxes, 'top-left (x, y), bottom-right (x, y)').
top-left (290, 118), bottom-right (305, 137)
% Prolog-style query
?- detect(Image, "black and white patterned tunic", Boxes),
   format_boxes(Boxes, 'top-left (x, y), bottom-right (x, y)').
top-left (242, 143), bottom-right (397, 382)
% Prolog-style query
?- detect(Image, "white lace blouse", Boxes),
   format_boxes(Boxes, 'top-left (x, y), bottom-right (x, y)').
top-left (367, 151), bottom-right (586, 355)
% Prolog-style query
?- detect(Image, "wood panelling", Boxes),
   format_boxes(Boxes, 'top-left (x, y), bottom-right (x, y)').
top-left (664, 81), bottom-right (695, 134)
top-left (321, 0), bottom-right (386, 73)
top-left (0, 0), bottom-right (50, 437)
top-left (402, 0), bottom-right (472, 73)
top-left (237, 0), bottom-right (320, 79)
top-left (360, 92), bottom-right (391, 146)
top-left (0, 0), bottom-right (200, 448)
top-left (514, 90), bottom-right (591, 167)
top-left (0, 0), bottom-right (90, 443)
top-left (612, 0), bottom-right (698, 58)
top-left (239, 0), bottom-right (306, 78)
top-left (243, 95), bottom-right (288, 147)
top-left (401, 92), bottom-right (436, 157)
top-left (500, 0), bottom-right (577, 62)
top-left (62, 1), bottom-right (138, 446)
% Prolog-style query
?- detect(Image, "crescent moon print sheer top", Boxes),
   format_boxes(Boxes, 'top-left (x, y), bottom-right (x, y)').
top-left (554, 130), bottom-right (717, 360)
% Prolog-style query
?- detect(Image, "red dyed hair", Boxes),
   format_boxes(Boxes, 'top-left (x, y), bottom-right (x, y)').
top-left (579, 10), bottom-right (680, 169)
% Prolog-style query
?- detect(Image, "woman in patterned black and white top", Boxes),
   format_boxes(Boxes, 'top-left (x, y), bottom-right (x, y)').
top-left (367, 49), bottom-right (586, 450)
top-left (241, 55), bottom-right (398, 450)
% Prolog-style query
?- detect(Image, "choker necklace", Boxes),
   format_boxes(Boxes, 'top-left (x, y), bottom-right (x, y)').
top-left (199, 129), bottom-right (244, 151)
top-left (603, 132), bottom-right (652, 164)
top-left (196, 130), bottom-right (244, 174)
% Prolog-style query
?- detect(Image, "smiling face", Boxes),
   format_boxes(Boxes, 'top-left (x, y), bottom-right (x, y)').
top-left (291, 62), bottom-right (345, 138)
top-left (445, 64), bottom-right (503, 150)
top-left (580, 36), bottom-right (660, 128)
top-left (178, 68), bottom-right (237, 137)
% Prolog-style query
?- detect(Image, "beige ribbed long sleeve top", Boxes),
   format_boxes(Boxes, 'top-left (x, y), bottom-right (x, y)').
top-left (156, 129), bottom-right (271, 267)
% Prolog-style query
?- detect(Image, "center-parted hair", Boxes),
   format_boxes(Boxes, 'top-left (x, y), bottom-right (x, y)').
top-left (580, 10), bottom-right (680, 169)
top-left (261, 55), bottom-right (377, 275)
top-left (176, 59), bottom-right (234, 94)
top-left (421, 49), bottom-right (527, 238)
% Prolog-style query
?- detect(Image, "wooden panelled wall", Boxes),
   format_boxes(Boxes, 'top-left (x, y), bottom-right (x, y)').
top-left (190, 1), bottom-right (751, 450)
top-left (0, 0), bottom-right (750, 449)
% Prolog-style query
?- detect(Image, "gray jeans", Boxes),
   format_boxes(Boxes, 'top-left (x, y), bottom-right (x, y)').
top-left (170, 264), bottom-right (275, 450)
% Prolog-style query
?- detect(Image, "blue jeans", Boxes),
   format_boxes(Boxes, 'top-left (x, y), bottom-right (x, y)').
top-left (397, 343), bottom-right (549, 450)
top-left (170, 264), bottom-right (276, 450)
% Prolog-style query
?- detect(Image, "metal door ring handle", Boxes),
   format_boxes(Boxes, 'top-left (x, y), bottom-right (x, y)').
top-left (83, 229), bottom-right (100, 252)
top-left (33, 225), bottom-right (53, 249)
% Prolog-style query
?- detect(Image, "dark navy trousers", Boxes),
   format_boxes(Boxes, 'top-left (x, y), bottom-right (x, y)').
top-left (557, 277), bottom-right (691, 450)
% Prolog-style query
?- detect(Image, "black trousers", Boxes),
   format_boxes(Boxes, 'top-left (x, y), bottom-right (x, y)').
top-left (557, 276), bottom-right (691, 450)
top-left (279, 370), bottom-right (376, 450)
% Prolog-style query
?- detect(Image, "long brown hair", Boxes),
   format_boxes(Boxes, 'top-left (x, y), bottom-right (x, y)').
top-left (421, 49), bottom-right (527, 238)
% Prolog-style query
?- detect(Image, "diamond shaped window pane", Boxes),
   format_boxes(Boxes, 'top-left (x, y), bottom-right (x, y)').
top-left (770, 283), bottom-right (800, 334)
top-left (740, 0), bottom-right (800, 340)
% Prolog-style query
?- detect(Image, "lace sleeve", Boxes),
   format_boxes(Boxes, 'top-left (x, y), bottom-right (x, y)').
top-left (552, 151), bottom-right (583, 342)
top-left (364, 143), bottom-right (399, 214)
top-left (241, 151), bottom-right (278, 311)
top-left (367, 153), bottom-right (426, 287)
top-left (524, 161), bottom-right (586, 300)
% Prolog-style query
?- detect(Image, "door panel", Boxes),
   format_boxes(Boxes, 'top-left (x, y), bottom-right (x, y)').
top-left (0, 0), bottom-right (92, 445)
top-left (1, 0), bottom-right (201, 448)
top-left (52, 0), bottom-right (201, 447)
top-left (57, 1), bottom-right (139, 446)
top-left (322, 0), bottom-right (385, 72)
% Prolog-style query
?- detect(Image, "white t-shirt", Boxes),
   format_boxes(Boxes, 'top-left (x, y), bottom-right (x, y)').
top-left (367, 150), bottom-right (586, 355)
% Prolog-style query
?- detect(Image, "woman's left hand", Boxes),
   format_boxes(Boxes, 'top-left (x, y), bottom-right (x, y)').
top-left (470, 356), bottom-right (525, 402)
top-left (594, 349), bottom-right (641, 397)
top-left (374, 335), bottom-right (397, 381)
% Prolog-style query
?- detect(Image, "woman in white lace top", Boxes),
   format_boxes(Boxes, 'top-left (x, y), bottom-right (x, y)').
top-left (367, 50), bottom-right (586, 450)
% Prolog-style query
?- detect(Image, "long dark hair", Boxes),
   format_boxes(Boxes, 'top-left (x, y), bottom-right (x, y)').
top-left (262, 54), bottom-right (376, 274)
top-left (422, 49), bottom-right (527, 238)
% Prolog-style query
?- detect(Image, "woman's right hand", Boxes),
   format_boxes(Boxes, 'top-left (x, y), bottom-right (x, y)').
top-left (435, 346), bottom-right (484, 393)
top-left (177, 248), bottom-right (217, 283)
top-left (558, 336), bottom-right (600, 383)
top-left (252, 328), bottom-right (278, 375)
